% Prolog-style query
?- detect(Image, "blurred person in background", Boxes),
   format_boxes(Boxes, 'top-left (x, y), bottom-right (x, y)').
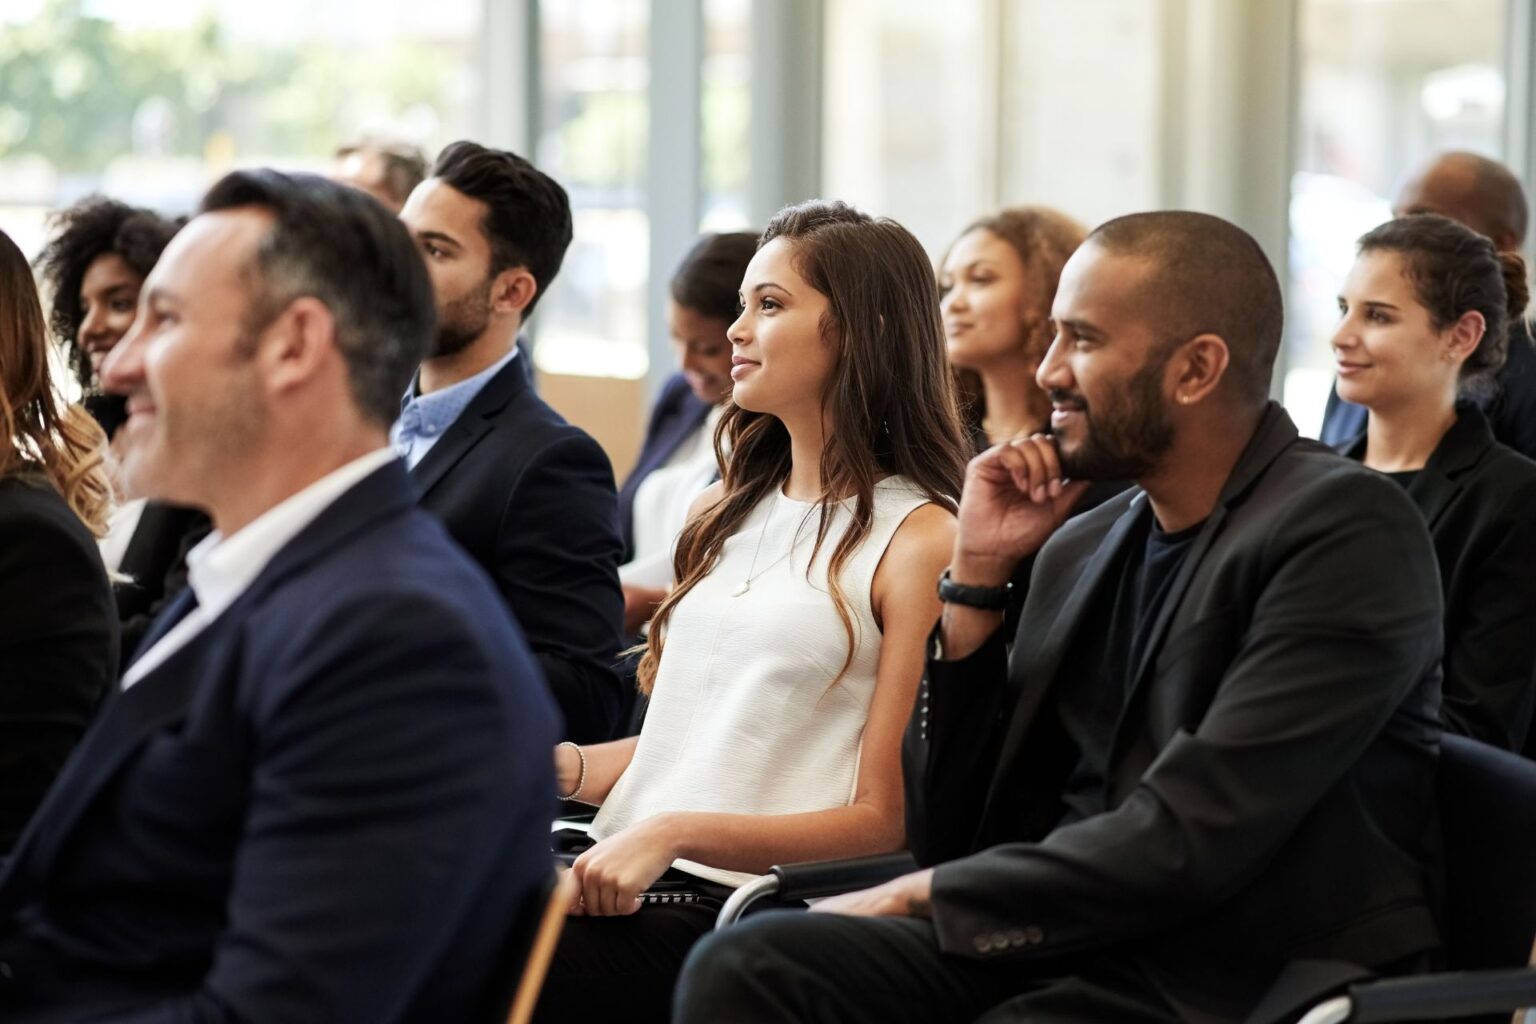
top-left (1321, 151), bottom-right (1536, 459)
top-left (333, 136), bottom-right (428, 215)
top-left (1332, 213), bottom-right (1536, 753)
top-left (0, 226), bottom-right (117, 854)
top-left (35, 196), bottom-right (206, 661)
top-left (618, 231), bottom-right (758, 635)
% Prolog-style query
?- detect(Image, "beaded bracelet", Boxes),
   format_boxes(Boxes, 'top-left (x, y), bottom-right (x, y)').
top-left (557, 741), bottom-right (587, 802)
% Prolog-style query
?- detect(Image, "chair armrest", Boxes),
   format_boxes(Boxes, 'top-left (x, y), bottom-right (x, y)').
top-left (770, 852), bottom-right (918, 901)
top-left (1298, 968), bottom-right (1536, 1024)
top-left (714, 853), bottom-right (918, 930)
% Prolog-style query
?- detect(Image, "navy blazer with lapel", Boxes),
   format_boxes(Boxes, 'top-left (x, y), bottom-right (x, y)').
top-left (410, 356), bottom-right (626, 743)
top-left (0, 461), bottom-right (560, 1023)
top-left (1343, 404), bottom-right (1536, 752)
top-left (1323, 318), bottom-right (1536, 459)
top-left (906, 405), bottom-right (1446, 1021)
top-left (0, 476), bottom-right (117, 855)
top-left (616, 373), bottom-right (714, 561)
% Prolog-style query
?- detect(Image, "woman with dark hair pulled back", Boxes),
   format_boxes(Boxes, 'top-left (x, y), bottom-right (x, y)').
top-left (1331, 212), bottom-right (1536, 752)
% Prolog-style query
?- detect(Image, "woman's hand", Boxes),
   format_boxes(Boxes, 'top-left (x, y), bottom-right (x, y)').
top-left (569, 814), bottom-right (681, 916)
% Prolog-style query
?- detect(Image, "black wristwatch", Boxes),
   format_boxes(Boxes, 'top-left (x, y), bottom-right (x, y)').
top-left (936, 569), bottom-right (1012, 610)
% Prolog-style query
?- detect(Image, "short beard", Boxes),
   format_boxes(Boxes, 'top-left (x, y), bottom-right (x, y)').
top-left (1055, 351), bottom-right (1175, 481)
top-left (431, 276), bottom-right (493, 358)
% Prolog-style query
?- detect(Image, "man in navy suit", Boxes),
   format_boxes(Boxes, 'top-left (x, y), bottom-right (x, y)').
top-left (0, 170), bottom-right (559, 1022)
top-left (1321, 151), bottom-right (1536, 457)
top-left (397, 141), bottom-right (626, 743)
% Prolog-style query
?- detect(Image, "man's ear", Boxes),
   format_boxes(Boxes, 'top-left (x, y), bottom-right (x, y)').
top-left (259, 296), bottom-right (336, 396)
top-left (1167, 333), bottom-right (1231, 407)
top-left (490, 267), bottom-right (538, 317)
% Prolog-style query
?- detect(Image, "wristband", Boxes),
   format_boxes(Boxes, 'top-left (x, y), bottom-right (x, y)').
top-left (937, 568), bottom-right (1012, 610)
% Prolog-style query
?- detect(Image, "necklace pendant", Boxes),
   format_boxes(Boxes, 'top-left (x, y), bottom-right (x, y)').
top-left (730, 581), bottom-right (750, 598)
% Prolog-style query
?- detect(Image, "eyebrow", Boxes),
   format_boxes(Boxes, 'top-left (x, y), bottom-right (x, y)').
top-left (1340, 297), bottom-right (1401, 311)
top-left (416, 230), bottom-right (463, 251)
top-left (1054, 317), bottom-right (1102, 337)
top-left (144, 285), bottom-right (180, 307)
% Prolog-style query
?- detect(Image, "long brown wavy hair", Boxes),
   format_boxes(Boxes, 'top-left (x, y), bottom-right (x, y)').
top-left (638, 200), bottom-right (971, 693)
top-left (0, 228), bottom-right (112, 535)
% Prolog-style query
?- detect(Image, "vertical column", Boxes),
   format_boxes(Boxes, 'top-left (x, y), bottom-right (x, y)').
top-left (480, 0), bottom-right (538, 155)
top-left (1504, 0), bottom-right (1536, 265)
top-left (647, 0), bottom-right (705, 398)
top-left (749, 0), bottom-right (824, 226)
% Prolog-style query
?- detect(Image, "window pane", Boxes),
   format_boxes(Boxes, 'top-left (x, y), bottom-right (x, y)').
top-left (702, 0), bottom-right (751, 232)
top-left (1286, 0), bottom-right (1506, 433)
top-left (532, 0), bottom-right (650, 380)
top-left (0, 0), bottom-right (481, 258)
top-left (999, 0), bottom-right (1162, 226)
top-left (822, 0), bottom-right (990, 256)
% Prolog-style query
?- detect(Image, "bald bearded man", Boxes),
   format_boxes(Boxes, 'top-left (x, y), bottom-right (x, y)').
top-left (1320, 151), bottom-right (1536, 457)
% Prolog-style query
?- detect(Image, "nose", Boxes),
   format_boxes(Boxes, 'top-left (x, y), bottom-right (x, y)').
top-left (1329, 315), bottom-right (1358, 355)
top-left (98, 315), bottom-right (147, 397)
top-left (941, 283), bottom-right (966, 316)
top-left (728, 307), bottom-right (750, 348)
top-left (1035, 330), bottom-right (1072, 393)
top-left (79, 304), bottom-right (109, 347)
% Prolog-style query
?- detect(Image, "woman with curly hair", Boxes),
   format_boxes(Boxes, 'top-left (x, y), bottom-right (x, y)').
top-left (0, 227), bottom-right (118, 853)
top-left (36, 196), bottom-right (204, 658)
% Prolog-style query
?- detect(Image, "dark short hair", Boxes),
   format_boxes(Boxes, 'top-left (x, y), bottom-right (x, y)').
top-left (670, 232), bottom-right (758, 323)
top-left (1358, 213), bottom-right (1530, 396)
top-left (335, 138), bottom-right (428, 207)
top-left (35, 196), bottom-right (181, 389)
top-left (200, 169), bottom-right (436, 426)
top-left (429, 140), bottom-right (573, 319)
top-left (1087, 211), bottom-right (1284, 403)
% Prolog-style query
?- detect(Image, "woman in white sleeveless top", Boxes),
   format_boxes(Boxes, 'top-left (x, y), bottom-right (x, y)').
top-left (535, 201), bottom-right (971, 1023)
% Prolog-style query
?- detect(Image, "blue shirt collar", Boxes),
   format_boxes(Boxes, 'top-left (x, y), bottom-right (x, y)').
top-left (396, 346), bottom-right (519, 444)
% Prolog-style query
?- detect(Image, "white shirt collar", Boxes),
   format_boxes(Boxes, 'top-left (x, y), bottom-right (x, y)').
top-left (185, 448), bottom-right (399, 617)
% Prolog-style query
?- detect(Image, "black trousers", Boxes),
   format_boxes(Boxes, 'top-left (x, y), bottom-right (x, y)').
top-left (531, 899), bottom-right (720, 1024)
top-left (674, 911), bottom-right (1183, 1024)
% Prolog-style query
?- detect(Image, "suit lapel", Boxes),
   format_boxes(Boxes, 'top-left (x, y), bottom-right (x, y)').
top-left (409, 356), bottom-right (529, 499)
top-left (1406, 405), bottom-right (1491, 529)
top-left (977, 495), bottom-right (1150, 824)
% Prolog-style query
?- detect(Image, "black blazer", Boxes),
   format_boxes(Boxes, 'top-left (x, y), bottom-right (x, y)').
top-left (616, 373), bottom-right (714, 562)
top-left (0, 476), bottom-right (118, 855)
top-left (411, 357), bottom-right (626, 742)
top-left (0, 462), bottom-right (560, 1022)
top-left (906, 405), bottom-right (1445, 1021)
top-left (1342, 405), bottom-right (1536, 753)
top-left (113, 502), bottom-right (210, 661)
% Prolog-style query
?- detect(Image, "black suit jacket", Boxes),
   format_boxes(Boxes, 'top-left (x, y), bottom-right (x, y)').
top-left (411, 357), bottom-right (626, 742)
top-left (0, 476), bottom-right (118, 855)
top-left (616, 373), bottom-right (714, 562)
top-left (113, 502), bottom-right (210, 662)
top-left (0, 461), bottom-right (560, 1023)
top-left (906, 404), bottom-right (1445, 1020)
top-left (1342, 405), bottom-right (1536, 753)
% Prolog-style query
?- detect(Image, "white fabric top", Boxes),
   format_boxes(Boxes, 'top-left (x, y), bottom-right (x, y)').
top-left (98, 497), bottom-right (148, 575)
top-left (122, 448), bottom-right (398, 689)
top-left (619, 404), bottom-right (725, 590)
top-left (592, 475), bottom-right (933, 886)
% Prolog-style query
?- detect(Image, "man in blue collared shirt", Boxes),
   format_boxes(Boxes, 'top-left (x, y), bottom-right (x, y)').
top-left (396, 141), bottom-right (626, 743)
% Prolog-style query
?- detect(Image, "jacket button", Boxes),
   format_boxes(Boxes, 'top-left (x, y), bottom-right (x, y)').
top-left (973, 935), bottom-right (992, 953)
top-left (990, 932), bottom-right (1010, 951)
top-left (1025, 925), bottom-right (1045, 945)
top-left (1007, 929), bottom-right (1027, 948)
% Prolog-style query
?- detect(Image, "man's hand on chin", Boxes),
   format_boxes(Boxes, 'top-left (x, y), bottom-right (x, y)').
top-left (808, 867), bottom-right (935, 918)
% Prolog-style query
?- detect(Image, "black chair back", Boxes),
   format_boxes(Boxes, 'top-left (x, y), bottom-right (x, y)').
top-left (1438, 733), bottom-right (1536, 971)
